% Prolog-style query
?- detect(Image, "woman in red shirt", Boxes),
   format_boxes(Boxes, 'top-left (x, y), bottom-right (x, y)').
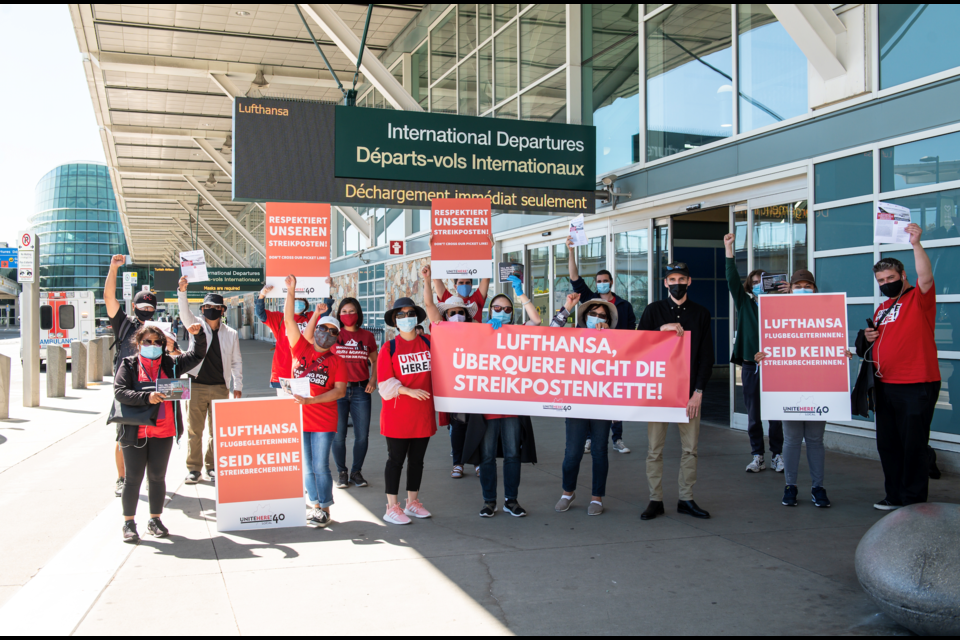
top-left (377, 296), bottom-right (435, 525)
top-left (284, 275), bottom-right (347, 528)
top-left (114, 322), bottom-right (206, 543)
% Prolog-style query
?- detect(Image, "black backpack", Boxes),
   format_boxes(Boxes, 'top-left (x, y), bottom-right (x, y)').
top-left (388, 334), bottom-right (430, 356)
top-left (110, 316), bottom-right (140, 373)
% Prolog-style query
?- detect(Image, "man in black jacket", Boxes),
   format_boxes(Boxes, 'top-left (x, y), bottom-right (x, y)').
top-left (637, 261), bottom-right (714, 520)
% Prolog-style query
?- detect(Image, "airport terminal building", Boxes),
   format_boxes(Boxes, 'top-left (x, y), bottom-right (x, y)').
top-left (73, 4), bottom-right (960, 460)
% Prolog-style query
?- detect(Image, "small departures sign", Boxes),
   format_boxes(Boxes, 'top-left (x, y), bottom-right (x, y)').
top-left (232, 97), bottom-right (596, 214)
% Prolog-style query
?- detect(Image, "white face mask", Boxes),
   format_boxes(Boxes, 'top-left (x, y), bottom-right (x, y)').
top-left (446, 313), bottom-right (466, 323)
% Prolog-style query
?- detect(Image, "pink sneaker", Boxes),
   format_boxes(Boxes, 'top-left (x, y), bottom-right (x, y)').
top-left (403, 499), bottom-right (432, 519)
top-left (383, 503), bottom-right (411, 525)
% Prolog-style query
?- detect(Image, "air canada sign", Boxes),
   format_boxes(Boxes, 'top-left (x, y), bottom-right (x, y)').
top-left (232, 97), bottom-right (596, 214)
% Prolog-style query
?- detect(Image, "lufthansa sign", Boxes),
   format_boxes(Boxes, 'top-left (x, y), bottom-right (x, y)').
top-left (232, 97), bottom-right (596, 214)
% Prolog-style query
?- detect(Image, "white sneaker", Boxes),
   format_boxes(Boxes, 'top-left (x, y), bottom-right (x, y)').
top-left (746, 455), bottom-right (765, 473)
top-left (613, 439), bottom-right (631, 454)
top-left (383, 503), bottom-right (411, 525)
top-left (772, 454), bottom-right (785, 473)
top-left (584, 439), bottom-right (592, 454)
top-left (308, 508), bottom-right (330, 528)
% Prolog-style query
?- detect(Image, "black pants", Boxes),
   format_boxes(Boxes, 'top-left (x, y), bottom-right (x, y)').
top-left (742, 363), bottom-right (783, 456)
top-left (120, 436), bottom-right (174, 517)
top-left (448, 416), bottom-right (467, 465)
top-left (385, 436), bottom-right (430, 495)
top-left (875, 380), bottom-right (940, 506)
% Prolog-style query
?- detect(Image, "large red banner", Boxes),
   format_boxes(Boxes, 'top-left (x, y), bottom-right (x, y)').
top-left (265, 202), bottom-right (330, 298)
top-left (431, 198), bottom-right (492, 279)
top-left (431, 323), bottom-right (690, 422)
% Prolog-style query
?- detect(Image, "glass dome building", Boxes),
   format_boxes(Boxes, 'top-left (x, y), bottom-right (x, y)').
top-left (29, 162), bottom-right (128, 319)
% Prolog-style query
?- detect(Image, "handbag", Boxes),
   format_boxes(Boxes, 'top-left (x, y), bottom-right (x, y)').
top-left (107, 398), bottom-right (160, 426)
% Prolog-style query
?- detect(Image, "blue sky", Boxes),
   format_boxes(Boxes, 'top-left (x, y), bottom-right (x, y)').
top-left (0, 4), bottom-right (106, 247)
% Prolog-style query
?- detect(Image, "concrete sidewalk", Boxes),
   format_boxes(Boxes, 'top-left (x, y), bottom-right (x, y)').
top-left (1, 336), bottom-right (957, 635)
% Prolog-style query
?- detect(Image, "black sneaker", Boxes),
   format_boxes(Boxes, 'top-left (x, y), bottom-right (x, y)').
top-left (184, 471), bottom-right (201, 485)
top-left (503, 500), bottom-right (527, 517)
top-left (122, 520), bottom-right (140, 544)
top-left (146, 517), bottom-right (169, 538)
top-left (351, 471), bottom-right (368, 487)
top-left (336, 471), bottom-right (350, 489)
top-left (782, 485), bottom-right (799, 506)
top-left (479, 502), bottom-right (497, 518)
top-left (115, 477), bottom-right (125, 497)
top-left (873, 498), bottom-right (901, 511)
top-left (811, 487), bottom-right (831, 508)
top-left (205, 468), bottom-right (216, 483)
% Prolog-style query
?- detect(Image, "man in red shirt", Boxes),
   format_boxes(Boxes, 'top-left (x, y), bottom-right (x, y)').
top-left (862, 223), bottom-right (940, 510)
top-left (255, 285), bottom-right (326, 391)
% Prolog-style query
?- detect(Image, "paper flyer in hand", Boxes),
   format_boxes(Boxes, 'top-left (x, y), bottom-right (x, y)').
top-left (568, 214), bottom-right (588, 246)
top-left (179, 249), bottom-right (209, 282)
top-left (875, 202), bottom-right (912, 244)
top-left (279, 377), bottom-right (312, 398)
top-left (157, 378), bottom-right (191, 401)
top-left (498, 262), bottom-right (524, 284)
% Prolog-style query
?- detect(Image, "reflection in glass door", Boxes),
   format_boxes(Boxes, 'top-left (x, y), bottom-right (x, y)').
top-left (528, 246), bottom-right (549, 326)
top-left (614, 229), bottom-right (649, 319)
top-left (652, 223), bottom-right (670, 301)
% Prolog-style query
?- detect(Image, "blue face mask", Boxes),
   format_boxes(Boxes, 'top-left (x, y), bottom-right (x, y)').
top-left (456, 284), bottom-right (471, 298)
top-left (793, 287), bottom-right (814, 294)
top-left (596, 282), bottom-right (611, 294)
top-left (586, 315), bottom-right (603, 329)
top-left (396, 317), bottom-right (418, 333)
top-left (752, 284), bottom-right (764, 297)
top-left (140, 345), bottom-right (163, 359)
top-left (492, 310), bottom-right (512, 324)
top-left (294, 300), bottom-right (307, 314)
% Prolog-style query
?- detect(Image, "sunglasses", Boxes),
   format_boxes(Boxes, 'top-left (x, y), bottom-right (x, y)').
top-left (141, 338), bottom-right (164, 346)
top-left (318, 325), bottom-right (340, 336)
top-left (492, 305), bottom-right (513, 314)
top-left (395, 310), bottom-right (418, 319)
top-left (446, 309), bottom-right (466, 317)
top-left (665, 262), bottom-right (688, 272)
top-left (587, 311), bottom-right (608, 319)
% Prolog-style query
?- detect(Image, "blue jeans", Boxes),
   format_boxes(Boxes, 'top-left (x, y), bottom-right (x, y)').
top-left (270, 381), bottom-right (281, 389)
top-left (334, 387), bottom-right (371, 474)
top-left (480, 417), bottom-right (521, 502)
top-left (303, 431), bottom-right (335, 508)
top-left (782, 421), bottom-right (826, 488)
top-left (611, 421), bottom-right (623, 442)
top-left (562, 418), bottom-right (611, 497)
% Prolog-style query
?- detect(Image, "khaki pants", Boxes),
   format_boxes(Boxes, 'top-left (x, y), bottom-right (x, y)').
top-left (646, 415), bottom-right (701, 502)
top-left (186, 383), bottom-right (229, 472)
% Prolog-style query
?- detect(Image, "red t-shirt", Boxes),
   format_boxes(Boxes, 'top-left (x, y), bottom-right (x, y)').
top-left (291, 337), bottom-right (346, 432)
top-left (331, 328), bottom-right (378, 382)
top-left (262, 310), bottom-right (311, 383)
top-left (873, 284), bottom-right (941, 384)
top-left (377, 335), bottom-right (436, 439)
top-left (439, 288), bottom-right (487, 323)
top-left (137, 356), bottom-right (176, 439)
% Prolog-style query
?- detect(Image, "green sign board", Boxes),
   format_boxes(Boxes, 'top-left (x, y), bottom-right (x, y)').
top-left (153, 267), bottom-right (264, 293)
top-left (334, 107), bottom-right (595, 192)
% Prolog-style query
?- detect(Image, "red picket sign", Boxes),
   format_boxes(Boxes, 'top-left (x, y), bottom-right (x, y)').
top-left (431, 323), bottom-right (690, 422)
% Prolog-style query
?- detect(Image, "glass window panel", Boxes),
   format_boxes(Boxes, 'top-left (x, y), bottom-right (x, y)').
top-left (615, 229), bottom-right (649, 319)
top-left (815, 202), bottom-right (874, 251)
top-left (646, 4), bottom-right (732, 161)
top-left (479, 42), bottom-right (494, 113)
top-left (375, 279), bottom-right (385, 295)
top-left (814, 152), bottom-right (873, 204)
top-left (459, 54), bottom-right (478, 116)
top-left (879, 5), bottom-right (960, 90)
top-left (376, 263), bottom-right (385, 278)
top-left (459, 5), bottom-right (478, 58)
top-left (40, 305), bottom-right (53, 331)
top-left (391, 62), bottom-right (403, 90)
top-left (528, 246), bottom-right (549, 326)
top-left (815, 254), bottom-right (875, 298)
top-left (645, 5), bottom-right (663, 15)
top-left (587, 4), bottom-right (640, 173)
top-left (58, 304), bottom-right (76, 330)
top-left (932, 360), bottom-right (960, 435)
top-left (431, 73), bottom-right (457, 114)
top-left (479, 4), bottom-right (493, 42)
top-left (496, 97), bottom-right (518, 119)
top-left (880, 131), bottom-right (960, 193)
top-left (431, 11), bottom-right (457, 83)
top-left (935, 302), bottom-right (960, 351)
top-left (411, 42), bottom-right (429, 109)
top-left (496, 4), bottom-right (517, 29)
top-left (882, 246), bottom-right (960, 296)
top-left (520, 4), bottom-right (565, 88)
top-left (411, 209), bottom-right (430, 234)
top-left (884, 188), bottom-right (960, 240)
top-left (737, 4), bottom-right (807, 132)
top-left (753, 201), bottom-right (807, 276)
top-left (495, 24), bottom-right (518, 103)
top-left (520, 70), bottom-right (565, 121)
top-left (847, 304), bottom-right (874, 345)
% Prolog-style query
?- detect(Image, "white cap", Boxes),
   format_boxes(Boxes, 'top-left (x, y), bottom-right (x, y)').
top-left (317, 316), bottom-right (341, 331)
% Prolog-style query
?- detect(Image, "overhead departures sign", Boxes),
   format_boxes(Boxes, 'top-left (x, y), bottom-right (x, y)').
top-left (232, 98), bottom-right (596, 214)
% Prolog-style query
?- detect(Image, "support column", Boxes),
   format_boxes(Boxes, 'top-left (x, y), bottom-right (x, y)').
top-left (71, 341), bottom-right (87, 389)
top-left (87, 338), bottom-right (103, 383)
top-left (46, 345), bottom-right (66, 398)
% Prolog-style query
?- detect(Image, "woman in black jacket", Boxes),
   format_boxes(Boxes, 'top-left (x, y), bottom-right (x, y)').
top-left (114, 322), bottom-right (206, 543)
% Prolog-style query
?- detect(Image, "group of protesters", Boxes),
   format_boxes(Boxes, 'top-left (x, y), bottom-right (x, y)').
top-left (106, 218), bottom-right (941, 539)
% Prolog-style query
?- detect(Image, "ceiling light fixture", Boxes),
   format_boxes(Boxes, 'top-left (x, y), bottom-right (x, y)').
top-left (221, 134), bottom-right (233, 154)
top-left (252, 70), bottom-right (269, 89)
top-left (205, 172), bottom-right (218, 188)
top-left (235, 11), bottom-right (251, 17)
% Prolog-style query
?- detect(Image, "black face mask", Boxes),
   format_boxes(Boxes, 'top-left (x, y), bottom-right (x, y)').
top-left (668, 283), bottom-right (688, 299)
top-left (134, 309), bottom-right (155, 323)
top-left (203, 307), bottom-right (223, 321)
top-left (879, 280), bottom-right (904, 298)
